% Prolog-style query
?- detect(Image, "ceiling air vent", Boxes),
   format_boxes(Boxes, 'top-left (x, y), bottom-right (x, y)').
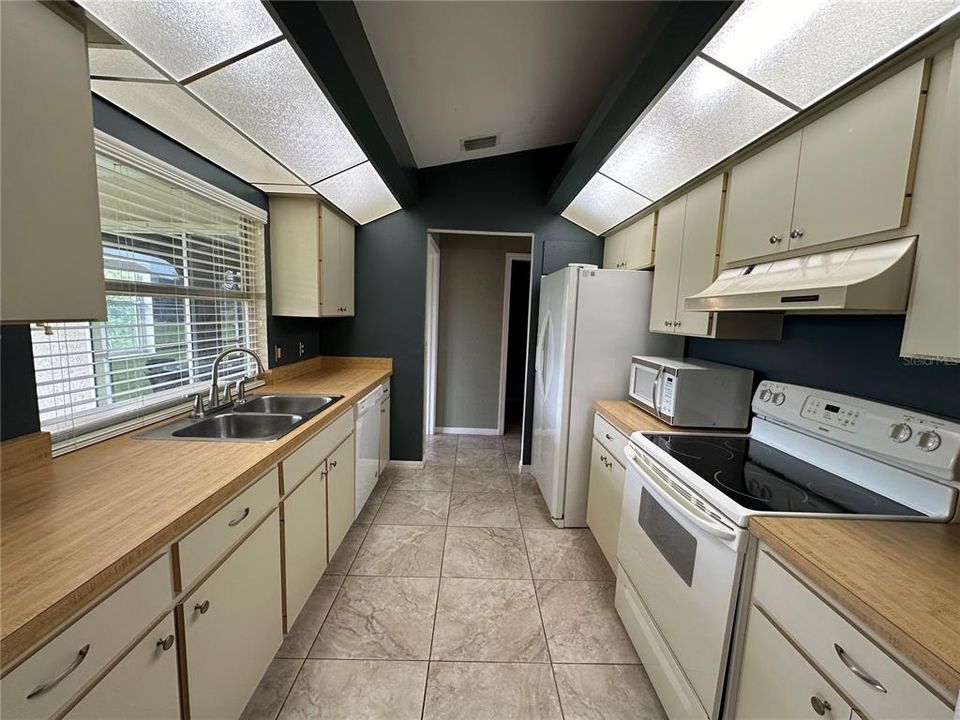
top-left (461, 134), bottom-right (499, 152)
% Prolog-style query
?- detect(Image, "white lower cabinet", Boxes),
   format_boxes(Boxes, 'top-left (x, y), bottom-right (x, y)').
top-left (65, 614), bottom-right (180, 720)
top-left (184, 510), bottom-right (282, 720)
top-left (326, 434), bottom-right (356, 560)
top-left (379, 389), bottom-right (390, 473)
top-left (586, 437), bottom-right (625, 572)
top-left (282, 466), bottom-right (328, 628)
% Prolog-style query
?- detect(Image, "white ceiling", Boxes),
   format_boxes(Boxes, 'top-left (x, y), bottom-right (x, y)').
top-left (356, 1), bottom-right (656, 168)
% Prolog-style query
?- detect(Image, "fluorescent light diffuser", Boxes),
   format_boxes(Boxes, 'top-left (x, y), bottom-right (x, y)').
top-left (600, 57), bottom-right (794, 201)
top-left (703, 0), bottom-right (960, 107)
top-left (561, 174), bottom-right (651, 235)
top-left (253, 184), bottom-right (319, 195)
top-left (92, 80), bottom-right (301, 185)
top-left (190, 41), bottom-right (366, 185)
top-left (88, 47), bottom-right (164, 80)
top-left (78, 0), bottom-right (281, 81)
top-left (312, 162), bottom-right (401, 225)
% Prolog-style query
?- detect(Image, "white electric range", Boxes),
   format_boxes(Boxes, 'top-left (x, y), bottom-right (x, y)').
top-left (614, 380), bottom-right (959, 720)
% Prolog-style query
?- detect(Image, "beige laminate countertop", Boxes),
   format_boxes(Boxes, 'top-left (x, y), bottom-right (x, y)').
top-left (593, 399), bottom-right (742, 437)
top-left (751, 516), bottom-right (960, 697)
top-left (0, 356), bottom-right (391, 669)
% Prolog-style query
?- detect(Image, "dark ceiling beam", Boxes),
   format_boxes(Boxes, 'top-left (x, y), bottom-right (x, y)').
top-left (547, 1), bottom-right (736, 214)
top-left (264, 0), bottom-right (418, 207)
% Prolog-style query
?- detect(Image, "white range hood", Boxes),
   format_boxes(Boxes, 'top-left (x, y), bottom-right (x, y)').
top-left (685, 236), bottom-right (917, 312)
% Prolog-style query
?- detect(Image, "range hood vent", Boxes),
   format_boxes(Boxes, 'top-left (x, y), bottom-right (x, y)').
top-left (461, 134), bottom-right (498, 152)
top-left (685, 236), bottom-right (917, 313)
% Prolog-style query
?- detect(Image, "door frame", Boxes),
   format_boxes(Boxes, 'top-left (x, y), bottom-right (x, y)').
top-left (423, 233), bottom-right (440, 436)
top-left (497, 252), bottom-right (532, 435)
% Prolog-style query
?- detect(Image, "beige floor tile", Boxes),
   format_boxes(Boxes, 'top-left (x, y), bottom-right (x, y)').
top-left (425, 434), bottom-right (458, 449)
top-left (279, 659), bottom-right (427, 720)
top-left (516, 493), bottom-right (557, 528)
top-left (536, 581), bottom-right (639, 663)
top-left (448, 492), bottom-right (520, 527)
top-left (553, 664), bottom-right (666, 720)
top-left (512, 471), bottom-right (543, 494)
top-left (452, 466), bottom-right (513, 493)
top-left (424, 436), bottom-right (458, 465)
top-left (432, 578), bottom-right (548, 662)
top-left (356, 491), bottom-right (385, 524)
top-left (241, 658), bottom-right (301, 720)
top-left (423, 662), bottom-right (562, 720)
top-left (524, 529), bottom-right (614, 580)
top-left (388, 465), bottom-right (454, 492)
top-left (277, 574), bottom-right (344, 658)
top-left (350, 524), bottom-right (445, 577)
top-left (457, 435), bottom-right (504, 450)
top-left (374, 490), bottom-right (450, 525)
top-left (456, 447), bottom-right (508, 470)
top-left (310, 576), bottom-right (438, 660)
top-left (442, 527), bottom-right (530, 579)
top-left (325, 523), bottom-right (369, 575)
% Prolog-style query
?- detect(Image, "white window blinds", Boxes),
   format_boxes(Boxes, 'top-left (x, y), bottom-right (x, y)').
top-left (32, 135), bottom-right (267, 452)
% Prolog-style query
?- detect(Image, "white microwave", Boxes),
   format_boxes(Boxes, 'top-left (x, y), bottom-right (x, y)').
top-left (628, 356), bottom-right (754, 429)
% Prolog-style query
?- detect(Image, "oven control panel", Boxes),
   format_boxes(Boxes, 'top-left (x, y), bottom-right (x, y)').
top-left (752, 380), bottom-right (960, 484)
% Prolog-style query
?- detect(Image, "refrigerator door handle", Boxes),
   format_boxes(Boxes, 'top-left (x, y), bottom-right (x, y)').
top-left (536, 311), bottom-right (552, 398)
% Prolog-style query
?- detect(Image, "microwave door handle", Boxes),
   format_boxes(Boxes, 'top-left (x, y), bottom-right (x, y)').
top-left (625, 445), bottom-right (738, 543)
top-left (651, 366), bottom-right (664, 418)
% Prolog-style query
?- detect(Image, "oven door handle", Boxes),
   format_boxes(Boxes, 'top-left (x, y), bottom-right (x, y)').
top-left (625, 445), bottom-right (738, 543)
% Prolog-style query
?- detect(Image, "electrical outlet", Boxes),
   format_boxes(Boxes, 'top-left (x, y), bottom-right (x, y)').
top-left (274, 345), bottom-right (283, 362)
top-left (298, 341), bottom-right (305, 357)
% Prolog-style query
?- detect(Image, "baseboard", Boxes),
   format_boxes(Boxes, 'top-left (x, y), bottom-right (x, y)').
top-left (435, 426), bottom-right (500, 435)
top-left (387, 460), bottom-right (425, 469)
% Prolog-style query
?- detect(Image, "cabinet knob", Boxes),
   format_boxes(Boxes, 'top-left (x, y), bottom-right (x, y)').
top-left (330, 460), bottom-right (338, 468)
top-left (194, 600), bottom-right (210, 615)
top-left (157, 634), bottom-right (175, 652)
top-left (790, 227), bottom-right (805, 239)
top-left (664, 320), bottom-right (670, 327)
top-left (769, 234), bottom-right (783, 244)
top-left (605, 433), bottom-right (613, 441)
top-left (673, 321), bottom-right (681, 327)
top-left (810, 696), bottom-right (831, 716)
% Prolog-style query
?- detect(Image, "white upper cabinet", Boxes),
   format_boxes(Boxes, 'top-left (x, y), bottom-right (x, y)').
top-left (674, 176), bottom-right (725, 336)
top-left (1, 2), bottom-right (105, 322)
top-left (602, 231), bottom-right (626, 269)
top-left (603, 213), bottom-right (656, 270)
top-left (649, 195), bottom-right (686, 333)
top-left (722, 60), bottom-right (928, 266)
top-left (270, 195), bottom-right (356, 317)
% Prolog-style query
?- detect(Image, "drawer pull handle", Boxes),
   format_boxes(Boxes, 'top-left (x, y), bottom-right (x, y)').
top-left (195, 600), bottom-right (211, 615)
top-left (605, 433), bottom-right (614, 441)
top-left (26, 644), bottom-right (90, 699)
top-left (157, 634), bottom-right (175, 652)
top-left (228, 507), bottom-right (250, 527)
top-left (810, 696), bottom-right (831, 716)
top-left (834, 644), bottom-right (887, 693)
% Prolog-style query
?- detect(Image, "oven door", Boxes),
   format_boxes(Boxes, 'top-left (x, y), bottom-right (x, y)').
top-left (618, 443), bottom-right (747, 720)
top-left (628, 359), bottom-right (663, 416)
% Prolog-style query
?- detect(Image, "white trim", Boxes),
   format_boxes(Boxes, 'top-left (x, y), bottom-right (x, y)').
top-left (387, 460), bottom-right (425, 470)
top-left (424, 233), bottom-right (440, 438)
top-left (94, 130), bottom-right (269, 223)
top-left (426, 228), bottom-right (532, 238)
top-left (497, 252), bottom-right (532, 435)
top-left (435, 426), bottom-right (501, 435)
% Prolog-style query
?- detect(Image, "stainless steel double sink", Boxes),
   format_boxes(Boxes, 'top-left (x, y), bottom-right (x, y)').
top-left (136, 394), bottom-right (343, 442)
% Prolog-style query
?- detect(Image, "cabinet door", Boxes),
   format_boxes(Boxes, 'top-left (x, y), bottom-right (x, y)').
top-left (326, 434), bottom-right (356, 560)
top-left (65, 614), bottom-right (179, 720)
top-left (722, 132), bottom-right (801, 265)
top-left (379, 395), bottom-right (390, 473)
top-left (602, 231), bottom-right (626, 268)
top-left (649, 195), bottom-right (685, 333)
top-left (340, 219), bottom-right (355, 316)
top-left (675, 175), bottom-right (724, 337)
top-left (270, 196), bottom-right (321, 317)
top-left (283, 467), bottom-right (327, 628)
top-left (791, 61), bottom-right (926, 251)
top-left (735, 607), bottom-right (852, 720)
top-left (320, 206), bottom-right (341, 317)
top-left (585, 439), bottom-right (623, 572)
top-left (185, 511), bottom-right (282, 720)
top-left (622, 213), bottom-right (656, 270)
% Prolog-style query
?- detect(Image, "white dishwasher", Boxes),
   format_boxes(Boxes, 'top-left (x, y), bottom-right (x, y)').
top-left (354, 385), bottom-right (383, 516)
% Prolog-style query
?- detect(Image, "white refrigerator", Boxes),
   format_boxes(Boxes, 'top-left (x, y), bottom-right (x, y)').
top-left (531, 265), bottom-right (681, 527)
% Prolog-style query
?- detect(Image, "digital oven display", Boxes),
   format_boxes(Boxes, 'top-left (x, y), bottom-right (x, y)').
top-left (824, 404), bottom-right (841, 413)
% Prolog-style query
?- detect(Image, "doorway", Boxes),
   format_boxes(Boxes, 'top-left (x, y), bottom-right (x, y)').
top-left (499, 253), bottom-right (531, 436)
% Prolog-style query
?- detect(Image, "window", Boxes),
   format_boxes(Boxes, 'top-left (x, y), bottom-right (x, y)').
top-left (32, 134), bottom-right (267, 451)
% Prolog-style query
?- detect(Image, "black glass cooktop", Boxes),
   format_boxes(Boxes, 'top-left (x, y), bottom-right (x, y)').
top-left (642, 434), bottom-right (922, 516)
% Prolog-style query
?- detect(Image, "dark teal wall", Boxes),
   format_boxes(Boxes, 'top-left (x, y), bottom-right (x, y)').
top-left (686, 315), bottom-right (960, 421)
top-left (322, 144), bottom-right (602, 461)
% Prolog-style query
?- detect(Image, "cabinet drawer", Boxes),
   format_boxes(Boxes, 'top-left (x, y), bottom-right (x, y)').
top-left (753, 550), bottom-right (953, 720)
top-left (1, 555), bottom-right (172, 720)
top-left (178, 467), bottom-right (279, 590)
top-left (593, 413), bottom-right (629, 467)
top-left (283, 409), bottom-right (353, 491)
top-left (65, 613), bottom-right (179, 720)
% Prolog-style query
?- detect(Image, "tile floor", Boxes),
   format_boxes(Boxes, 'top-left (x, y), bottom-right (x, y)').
top-left (242, 433), bottom-right (666, 720)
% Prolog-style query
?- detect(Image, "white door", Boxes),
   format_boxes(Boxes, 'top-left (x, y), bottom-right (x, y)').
top-left (320, 207), bottom-right (341, 316)
top-left (283, 467), bottom-right (327, 628)
top-left (649, 195), bottom-right (685, 333)
top-left (327, 435), bottom-right (356, 559)
top-left (602, 231), bottom-right (625, 268)
top-left (675, 175), bottom-right (724, 337)
top-left (340, 219), bottom-right (355, 316)
top-left (531, 268), bottom-right (575, 520)
top-left (622, 213), bottom-right (656, 269)
top-left (586, 439), bottom-right (622, 571)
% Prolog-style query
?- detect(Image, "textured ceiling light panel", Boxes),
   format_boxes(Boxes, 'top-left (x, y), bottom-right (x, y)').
top-left (600, 58), bottom-right (794, 201)
top-left (88, 47), bottom-right (164, 80)
top-left (312, 162), bottom-right (401, 225)
top-left (91, 80), bottom-right (301, 185)
top-left (703, 0), bottom-right (960, 107)
top-left (78, 0), bottom-right (281, 81)
top-left (190, 41), bottom-right (366, 185)
top-left (253, 184), bottom-right (319, 195)
top-left (561, 174), bottom-right (651, 235)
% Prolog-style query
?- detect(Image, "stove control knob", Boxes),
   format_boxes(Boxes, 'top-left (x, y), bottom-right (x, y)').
top-left (888, 423), bottom-right (912, 443)
top-left (772, 392), bottom-right (785, 406)
top-left (759, 388), bottom-right (773, 402)
top-left (917, 430), bottom-right (942, 452)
